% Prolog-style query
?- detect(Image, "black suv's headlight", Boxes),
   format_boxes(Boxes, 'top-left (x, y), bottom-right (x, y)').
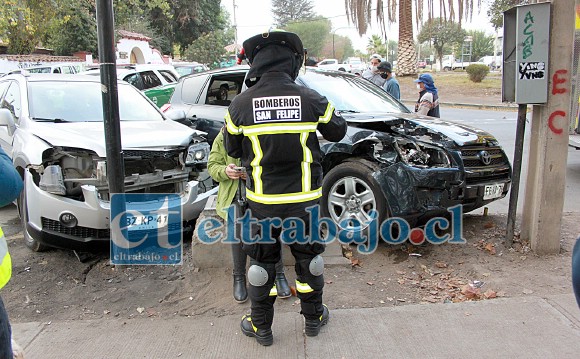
top-left (185, 142), bottom-right (210, 166)
top-left (394, 139), bottom-right (452, 168)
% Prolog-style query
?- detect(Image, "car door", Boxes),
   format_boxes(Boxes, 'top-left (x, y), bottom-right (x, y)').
top-left (178, 71), bottom-right (245, 143)
top-left (140, 70), bottom-right (167, 107)
top-left (0, 81), bottom-right (21, 157)
top-left (152, 70), bottom-right (178, 107)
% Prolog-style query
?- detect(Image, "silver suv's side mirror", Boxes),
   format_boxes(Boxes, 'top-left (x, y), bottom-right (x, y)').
top-left (0, 108), bottom-right (16, 136)
top-left (164, 109), bottom-right (187, 122)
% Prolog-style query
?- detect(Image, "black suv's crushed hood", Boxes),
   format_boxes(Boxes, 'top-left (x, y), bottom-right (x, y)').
top-left (341, 112), bottom-right (497, 147)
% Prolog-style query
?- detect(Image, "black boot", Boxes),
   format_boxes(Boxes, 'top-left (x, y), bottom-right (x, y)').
top-left (275, 273), bottom-right (291, 298)
top-left (233, 274), bottom-right (248, 303)
top-left (240, 314), bottom-right (273, 346)
top-left (304, 304), bottom-right (329, 337)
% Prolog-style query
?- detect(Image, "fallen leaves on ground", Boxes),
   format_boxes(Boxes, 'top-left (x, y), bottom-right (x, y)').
top-left (394, 265), bottom-right (499, 304)
top-left (474, 240), bottom-right (497, 255)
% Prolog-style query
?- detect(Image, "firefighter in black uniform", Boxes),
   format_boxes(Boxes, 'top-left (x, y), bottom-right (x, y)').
top-left (224, 31), bottom-right (347, 346)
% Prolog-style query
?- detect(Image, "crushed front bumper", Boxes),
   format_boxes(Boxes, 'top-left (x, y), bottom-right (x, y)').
top-left (23, 169), bottom-right (218, 250)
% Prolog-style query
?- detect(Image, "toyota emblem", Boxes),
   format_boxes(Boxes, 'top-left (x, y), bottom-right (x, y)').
top-left (479, 150), bottom-right (492, 165)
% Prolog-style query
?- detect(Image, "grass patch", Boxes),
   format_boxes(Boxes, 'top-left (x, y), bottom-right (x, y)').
top-left (398, 72), bottom-right (501, 90)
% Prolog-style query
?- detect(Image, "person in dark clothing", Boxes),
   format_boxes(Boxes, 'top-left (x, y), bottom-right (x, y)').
top-left (224, 30), bottom-right (347, 346)
top-left (0, 147), bottom-right (23, 359)
top-left (377, 61), bottom-right (400, 100)
top-left (207, 127), bottom-right (291, 303)
top-left (414, 73), bottom-right (440, 118)
top-left (572, 238), bottom-right (580, 308)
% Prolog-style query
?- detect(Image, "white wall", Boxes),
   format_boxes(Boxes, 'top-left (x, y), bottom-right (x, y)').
top-left (116, 38), bottom-right (165, 65)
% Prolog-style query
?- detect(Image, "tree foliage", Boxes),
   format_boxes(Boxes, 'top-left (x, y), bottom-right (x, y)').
top-left (367, 35), bottom-right (386, 58)
top-left (467, 29), bottom-right (494, 61)
top-left (487, 0), bottom-right (520, 30)
top-left (1, 0), bottom-right (62, 54)
top-left (0, 0), bottom-right (227, 57)
top-left (147, 0), bottom-right (227, 55)
top-left (182, 27), bottom-right (234, 68)
top-left (417, 18), bottom-right (466, 69)
top-left (283, 17), bottom-right (331, 58)
top-left (344, 0), bottom-right (483, 76)
top-left (48, 0), bottom-right (97, 56)
top-left (319, 35), bottom-right (354, 60)
top-left (272, 0), bottom-right (316, 28)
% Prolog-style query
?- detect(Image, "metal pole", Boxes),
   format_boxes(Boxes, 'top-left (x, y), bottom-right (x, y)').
top-left (233, 0), bottom-right (238, 47)
top-left (96, 0), bottom-right (124, 195)
top-left (506, 104), bottom-right (528, 246)
top-left (332, 34), bottom-right (335, 59)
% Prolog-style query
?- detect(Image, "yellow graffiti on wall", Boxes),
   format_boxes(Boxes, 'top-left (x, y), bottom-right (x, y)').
top-left (576, 5), bottom-right (580, 30)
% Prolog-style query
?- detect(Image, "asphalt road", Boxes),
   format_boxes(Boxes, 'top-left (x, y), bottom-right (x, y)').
top-left (440, 106), bottom-right (580, 214)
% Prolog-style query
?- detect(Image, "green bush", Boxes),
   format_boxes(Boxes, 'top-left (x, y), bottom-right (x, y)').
top-left (466, 64), bottom-right (490, 83)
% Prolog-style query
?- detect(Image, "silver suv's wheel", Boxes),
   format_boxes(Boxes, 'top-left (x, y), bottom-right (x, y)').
top-left (18, 180), bottom-right (48, 252)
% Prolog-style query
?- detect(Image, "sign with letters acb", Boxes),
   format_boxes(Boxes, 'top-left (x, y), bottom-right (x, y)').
top-left (502, 2), bottom-right (551, 104)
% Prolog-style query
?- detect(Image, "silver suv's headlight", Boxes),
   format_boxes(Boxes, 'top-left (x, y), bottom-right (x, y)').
top-left (185, 142), bottom-right (210, 166)
top-left (39, 165), bottom-right (67, 195)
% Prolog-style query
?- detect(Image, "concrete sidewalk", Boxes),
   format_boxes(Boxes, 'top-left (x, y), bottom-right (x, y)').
top-left (12, 293), bottom-right (580, 358)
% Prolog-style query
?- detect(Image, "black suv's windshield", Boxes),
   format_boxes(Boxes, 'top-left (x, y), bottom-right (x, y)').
top-left (28, 81), bottom-right (164, 122)
top-left (298, 71), bottom-right (410, 114)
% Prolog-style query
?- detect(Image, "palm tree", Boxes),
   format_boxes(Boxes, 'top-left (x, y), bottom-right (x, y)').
top-left (345, 0), bottom-right (480, 76)
top-left (397, 0), bottom-right (415, 75)
top-left (366, 34), bottom-right (386, 56)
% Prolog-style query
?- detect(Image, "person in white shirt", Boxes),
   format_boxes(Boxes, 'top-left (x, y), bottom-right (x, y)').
top-left (361, 54), bottom-right (386, 87)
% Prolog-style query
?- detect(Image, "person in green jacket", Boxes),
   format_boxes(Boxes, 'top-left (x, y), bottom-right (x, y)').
top-left (208, 127), bottom-right (291, 303)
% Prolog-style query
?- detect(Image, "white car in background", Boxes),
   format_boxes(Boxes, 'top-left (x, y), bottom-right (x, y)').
top-left (81, 64), bottom-right (180, 107)
top-left (0, 73), bottom-right (216, 252)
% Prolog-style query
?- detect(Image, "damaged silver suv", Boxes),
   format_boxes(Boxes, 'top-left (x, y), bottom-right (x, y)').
top-left (0, 73), bottom-right (217, 251)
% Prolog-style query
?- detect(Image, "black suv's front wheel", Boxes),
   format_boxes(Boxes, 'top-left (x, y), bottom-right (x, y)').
top-left (321, 160), bottom-right (388, 232)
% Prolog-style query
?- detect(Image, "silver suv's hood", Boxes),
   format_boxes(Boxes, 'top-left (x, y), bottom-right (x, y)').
top-left (30, 120), bottom-right (197, 156)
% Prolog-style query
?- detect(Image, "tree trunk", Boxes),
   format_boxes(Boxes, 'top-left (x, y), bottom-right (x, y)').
top-left (397, 0), bottom-right (417, 76)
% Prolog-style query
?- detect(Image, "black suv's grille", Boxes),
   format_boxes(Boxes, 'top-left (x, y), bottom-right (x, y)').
top-left (460, 146), bottom-right (511, 185)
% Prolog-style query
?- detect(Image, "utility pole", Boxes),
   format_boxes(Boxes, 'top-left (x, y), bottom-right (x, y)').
top-left (96, 0), bottom-right (124, 196)
top-left (233, 0), bottom-right (238, 47)
top-left (521, 0), bottom-right (574, 254)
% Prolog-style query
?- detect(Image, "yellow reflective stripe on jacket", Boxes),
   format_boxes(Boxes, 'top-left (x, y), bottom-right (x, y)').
top-left (240, 122), bottom-right (318, 135)
top-left (269, 284), bottom-right (278, 296)
top-left (300, 132), bottom-right (313, 192)
top-left (318, 103), bottom-right (334, 124)
top-left (225, 111), bottom-right (242, 135)
top-left (295, 280), bottom-right (313, 293)
top-left (248, 135), bottom-right (264, 194)
top-left (246, 188), bottom-right (322, 204)
top-left (0, 227), bottom-right (12, 289)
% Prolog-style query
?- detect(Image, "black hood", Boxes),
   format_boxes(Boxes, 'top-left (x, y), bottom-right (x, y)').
top-left (243, 31), bottom-right (304, 88)
top-left (245, 46), bottom-right (300, 87)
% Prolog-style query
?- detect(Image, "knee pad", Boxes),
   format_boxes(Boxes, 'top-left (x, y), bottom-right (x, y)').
top-left (296, 255), bottom-right (325, 293)
top-left (248, 264), bottom-right (269, 286)
top-left (309, 255), bottom-right (324, 276)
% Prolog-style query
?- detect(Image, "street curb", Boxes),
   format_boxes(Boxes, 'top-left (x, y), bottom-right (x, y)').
top-left (401, 99), bottom-right (519, 111)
